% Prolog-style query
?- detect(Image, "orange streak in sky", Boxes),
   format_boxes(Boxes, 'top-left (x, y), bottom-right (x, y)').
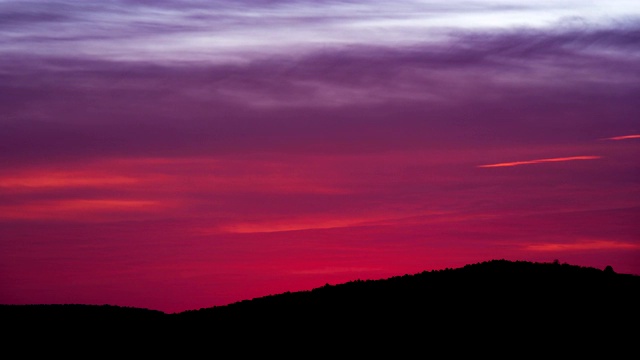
top-left (602, 134), bottom-right (640, 141)
top-left (211, 210), bottom-right (474, 234)
top-left (477, 156), bottom-right (601, 168)
top-left (0, 173), bottom-right (138, 188)
top-left (54, 199), bottom-right (159, 211)
top-left (0, 200), bottom-right (162, 220)
top-left (525, 240), bottom-right (640, 251)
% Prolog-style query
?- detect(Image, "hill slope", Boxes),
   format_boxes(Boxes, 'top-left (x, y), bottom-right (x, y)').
top-left (3, 259), bottom-right (639, 353)
top-left (174, 259), bottom-right (640, 335)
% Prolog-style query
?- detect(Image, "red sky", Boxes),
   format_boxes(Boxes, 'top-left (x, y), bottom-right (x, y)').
top-left (1, 0), bottom-right (639, 313)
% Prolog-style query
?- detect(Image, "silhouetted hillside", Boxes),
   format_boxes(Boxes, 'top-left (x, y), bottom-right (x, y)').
top-left (3, 259), bottom-right (639, 354)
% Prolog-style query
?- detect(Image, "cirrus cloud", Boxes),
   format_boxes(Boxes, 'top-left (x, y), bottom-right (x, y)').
top-left (477, 156), bottom-right (602, 168)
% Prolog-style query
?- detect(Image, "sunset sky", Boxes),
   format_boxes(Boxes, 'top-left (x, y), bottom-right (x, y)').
top-left (1, 0), bottom-right (639, 314)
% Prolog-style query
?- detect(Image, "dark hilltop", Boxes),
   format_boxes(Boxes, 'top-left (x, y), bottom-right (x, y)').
top-left (3, 259), bottom-right (639, 354)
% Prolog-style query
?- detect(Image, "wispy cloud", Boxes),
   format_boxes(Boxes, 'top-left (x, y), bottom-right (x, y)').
top-left (0, 199), bottom-right (163, 221)
top-left (477, 156), bottom-right (602, 168)
top-left (0, 171), bottom-right (138, 188)
top-left (601, 134), bottom-right (640, 141)
top-left (525, 240), bottom-right (640, 251)
top-left (292, 267), bottom-right (383, 276)
top-left (214, 210), bottom-right (490, 234)
top-left (2, 0), bottom-right (638, 64)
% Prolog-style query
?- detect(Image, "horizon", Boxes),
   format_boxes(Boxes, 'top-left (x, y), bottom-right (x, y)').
top-left (1, 0), bottom-right (639, 314)
top-left (3, 258), bottom-right (632, 314)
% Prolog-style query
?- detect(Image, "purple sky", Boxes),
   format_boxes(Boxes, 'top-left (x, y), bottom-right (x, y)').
top-left (1, 0), bottom-right (639, 313)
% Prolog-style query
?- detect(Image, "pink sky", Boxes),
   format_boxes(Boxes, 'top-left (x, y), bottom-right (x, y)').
top-left (1, 0), bottom-right (639, 313)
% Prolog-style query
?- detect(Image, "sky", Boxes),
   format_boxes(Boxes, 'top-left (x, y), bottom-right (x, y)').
top-left (1, 0), bottom-right (639, 314)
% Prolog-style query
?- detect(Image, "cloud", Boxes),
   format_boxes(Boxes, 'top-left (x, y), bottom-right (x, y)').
top-left (291, 266), bottom-right (383, 276)
top-left (477, 156), bottom-right (602, 168)
top-left (525, 239), bottom-right (640, 251)
top-left (1, 10), bottom-right (638, 172)
top-left (0, 171), bottom-right (138, 188)
top-left (0, 199), bottom-right (162, 221)
top-left (601, 134), bottom-right (640, 140)
top-left (2, 1), bottom-right (639, 64)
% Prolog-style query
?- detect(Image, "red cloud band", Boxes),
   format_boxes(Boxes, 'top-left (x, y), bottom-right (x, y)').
top-left (478, 156), bottom-right (602, 168)
top-left (603, 134), bottom-right (640, 141)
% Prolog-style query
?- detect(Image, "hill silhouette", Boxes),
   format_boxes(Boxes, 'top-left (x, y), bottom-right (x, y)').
top-left (3, 259), bottom-right (639, 354)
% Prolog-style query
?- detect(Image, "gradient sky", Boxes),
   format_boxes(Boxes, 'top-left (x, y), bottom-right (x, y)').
top-left (1, 0), bottom-right (639, 314)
